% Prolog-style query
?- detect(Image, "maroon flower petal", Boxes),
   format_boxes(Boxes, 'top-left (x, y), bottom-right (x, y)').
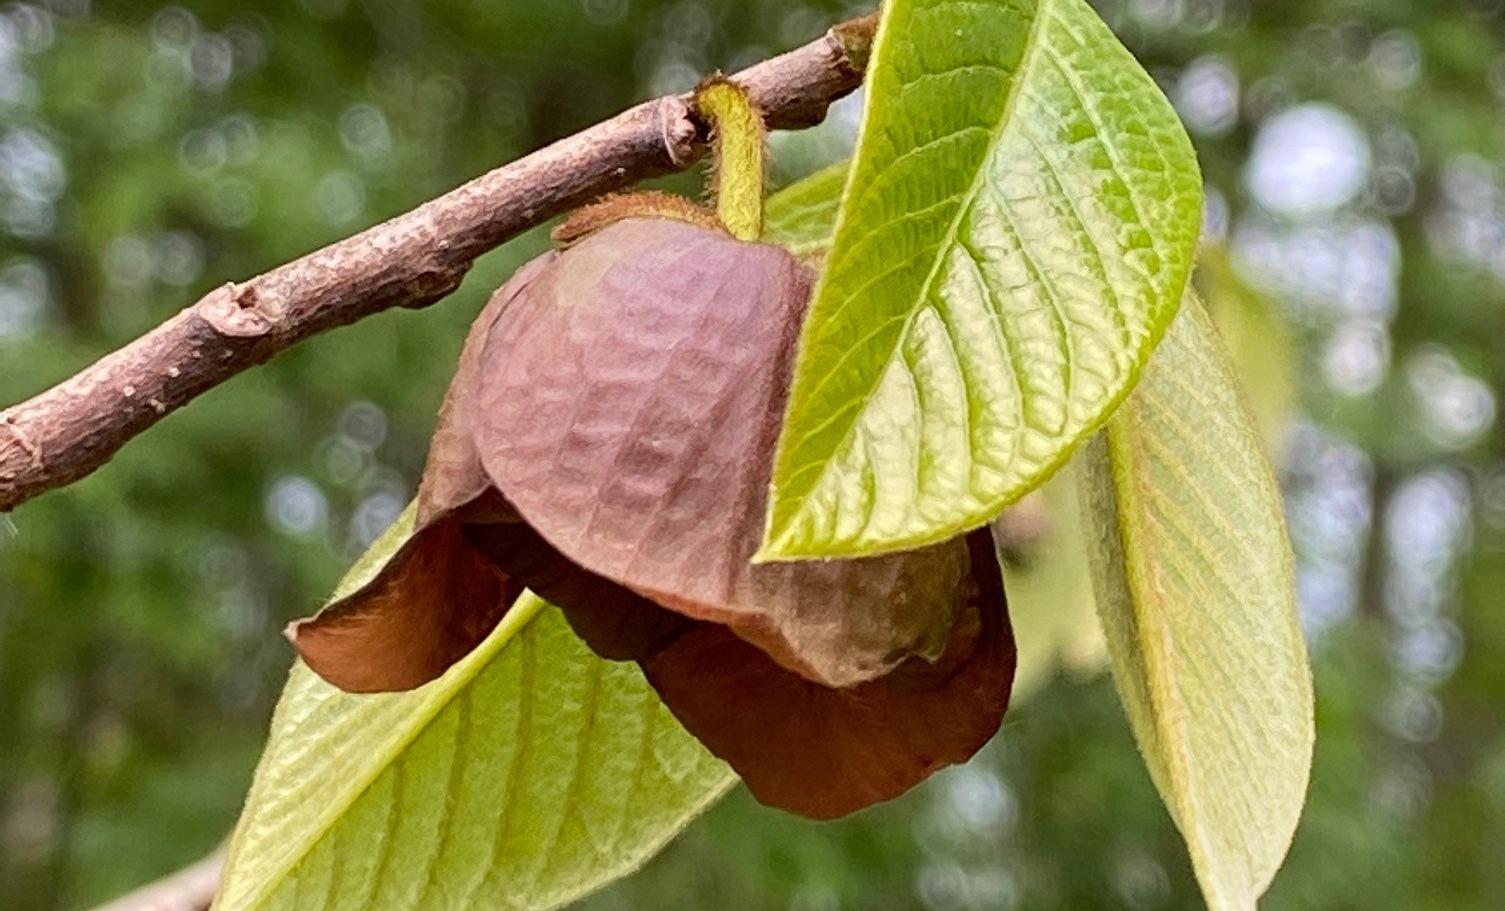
top-left (290, 518), bottom-right (521, 693)
top-left (415, 252), bottom-right (557, 527)
top-left (290, 253), bottom-right (556, 692)
top-left (474, 218), bottom-right (971, 689)
top-left (462, 516), bottom-right (690, 660)
top-left (640, 531), bottom-right (1015, 819)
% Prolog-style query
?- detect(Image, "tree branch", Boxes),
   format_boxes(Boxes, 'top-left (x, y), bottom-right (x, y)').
top-left (0, 13), bottom-right (877, 513)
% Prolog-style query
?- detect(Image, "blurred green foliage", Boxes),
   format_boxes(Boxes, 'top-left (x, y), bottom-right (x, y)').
top-left (1, 1), bottom-right (1504, 909)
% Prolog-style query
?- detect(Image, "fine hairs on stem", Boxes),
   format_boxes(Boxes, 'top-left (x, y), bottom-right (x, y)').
top-left (696, 78), bottom-right (770, 241)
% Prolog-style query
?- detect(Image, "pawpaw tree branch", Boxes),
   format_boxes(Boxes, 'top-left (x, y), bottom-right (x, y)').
top-left (0, 13), bottom-right (877, 514)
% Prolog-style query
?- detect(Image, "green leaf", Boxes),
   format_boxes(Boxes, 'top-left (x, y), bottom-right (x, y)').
top-left (1196, 246), bottom-right (1296, 453)
top-left (1076, 299), bottom-right (1313, 911)
top-left (761, 0), bottom-right (1204, 560)
top-left (997, 474), bottom-right (1104, 700)
top-left (767, 175), bottom-right (1295, 457)
top-left (216, 509), bottom-right (735, 911)
top-left (764, 161), bottom-right (848, 254)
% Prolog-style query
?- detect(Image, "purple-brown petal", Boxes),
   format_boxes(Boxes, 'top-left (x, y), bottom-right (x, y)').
top-left (416, 251), bottom-right (557, 526)
top-left (463, 516), bottom-right (690, 660)
top-left (473, 218), bottom-right (969, 689)
top-left (290, 253), bottom-right (556, 692)
top-left (640, 530), bottom-right (1015, 819)
top-left (290, 518), bottom-right (521, 693)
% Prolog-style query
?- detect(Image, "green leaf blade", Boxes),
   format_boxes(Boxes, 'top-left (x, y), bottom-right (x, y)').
top-left (1077, 299), bottom-right (1314, 911)
top-left (764, 161), bottom-right (848, 255)
top-left (762, 0), bottom-right (1203, 560)
top-left (216, 515), bottom-right (735, 911)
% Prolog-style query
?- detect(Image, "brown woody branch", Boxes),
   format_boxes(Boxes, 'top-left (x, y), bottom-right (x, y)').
top-left (0, 14), bottom-right (877, 513)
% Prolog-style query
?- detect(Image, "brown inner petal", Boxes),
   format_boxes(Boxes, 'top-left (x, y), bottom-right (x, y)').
top-left (640, 530), bottom-right (1015, 820)
top-left (290, 519), bottom-right (521, 693)
top-left (462, 512), bottom-right (690, 661)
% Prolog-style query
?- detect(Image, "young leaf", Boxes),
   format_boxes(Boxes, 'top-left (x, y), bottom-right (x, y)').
top-left (764, 161), bottom-right (847, 254)
top-left (762, 0), bottom-right (1204, 560)
top-left (1196, 246), bottom-right (1296, 452)
top-left (1076, 299), bottom-right (1313, 911)
top-left (216, 513), bottom-right (735, 911)
top-left (996, 475), bottom-right (1105, 700)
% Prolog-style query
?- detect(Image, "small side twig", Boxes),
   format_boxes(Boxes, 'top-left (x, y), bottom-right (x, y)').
top-left (90, 849), bottom-right (225, 911)
top-left (0, 13), bottom-right (877, 514)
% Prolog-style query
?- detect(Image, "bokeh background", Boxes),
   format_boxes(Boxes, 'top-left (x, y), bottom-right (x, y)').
top-left (2, 0), bottom-right (1504, 908)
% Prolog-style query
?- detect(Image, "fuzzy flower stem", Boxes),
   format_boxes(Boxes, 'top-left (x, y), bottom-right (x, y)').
top-left (695, 79), bottom-right (769, 241)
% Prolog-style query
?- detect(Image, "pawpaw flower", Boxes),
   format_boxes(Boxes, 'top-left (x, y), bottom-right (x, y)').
top-left (290, 214), bottom-right (1017, 819)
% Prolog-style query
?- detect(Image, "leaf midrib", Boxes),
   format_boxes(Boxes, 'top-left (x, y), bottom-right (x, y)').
top-left (1102, 422), bottom-right (1228, 908)
top-left (772, 0), bottom-right (1054, 539)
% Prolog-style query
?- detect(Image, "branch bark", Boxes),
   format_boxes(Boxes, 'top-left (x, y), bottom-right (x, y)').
top-left (0, 13), bottom-right (877, 513)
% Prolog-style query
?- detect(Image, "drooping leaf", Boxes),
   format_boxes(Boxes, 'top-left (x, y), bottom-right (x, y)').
top-left (769, 166), bottom-right (1109, 701)
top-left (995, 475), bottom-right (1104, 700)
top-left (1196, 246), bottom-right (1296, 452)
top-left (216, 515), bottom-right (735, 911)
top-left (768, 173), bottom-right (1291, 460)
top-left (762, 0), bottom-right (1204, 560)
top-left (1076, 298), bottom-right (1313, 911)
top-left (771, 174), bottom-right (1294, 710)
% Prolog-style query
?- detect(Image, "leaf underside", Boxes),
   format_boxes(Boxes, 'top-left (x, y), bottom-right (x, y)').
top-left (762, 0), bottom-right (1203, 560)
top-left (216, 513), bottom-right (734, 911)
top-left (1077, 298), bottom-right (1313, 911)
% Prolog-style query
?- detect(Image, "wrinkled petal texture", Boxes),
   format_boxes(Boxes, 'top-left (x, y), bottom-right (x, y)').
top-left (418, 252), bottom-right (558, 524)
top-left (475, 218), bottom-right (973, 689)
top-left (1078, 299), bottom-right (1312, 909)
top-left (291, 217), bottom-right (1020, 818)
top-left (288, 260), bottom-right (555, 692)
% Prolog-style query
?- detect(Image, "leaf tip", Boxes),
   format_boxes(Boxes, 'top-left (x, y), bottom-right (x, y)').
top-left (748, 541), bottom-right (795, 565)
top-left (751, 510), bottom-right (818, 564)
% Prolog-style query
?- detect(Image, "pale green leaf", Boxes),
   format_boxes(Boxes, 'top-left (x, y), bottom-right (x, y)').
top-left (764, 161), bottom-right (848, 255)
top-left (761, 0), bottom-right (1203, 560)
top-left (767, 172), bottom-right (1294, 460)
top-left (1076, 299), bottom-right (1313, 911)
top-left (1196, 246), bottom-right (1296, 453)
top-left (996, 474), bottom-right (1104, 700)
top-left (216, 510), bottom-right (735, 911)
top-left (767, 178), bottom-right (1283, 709)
